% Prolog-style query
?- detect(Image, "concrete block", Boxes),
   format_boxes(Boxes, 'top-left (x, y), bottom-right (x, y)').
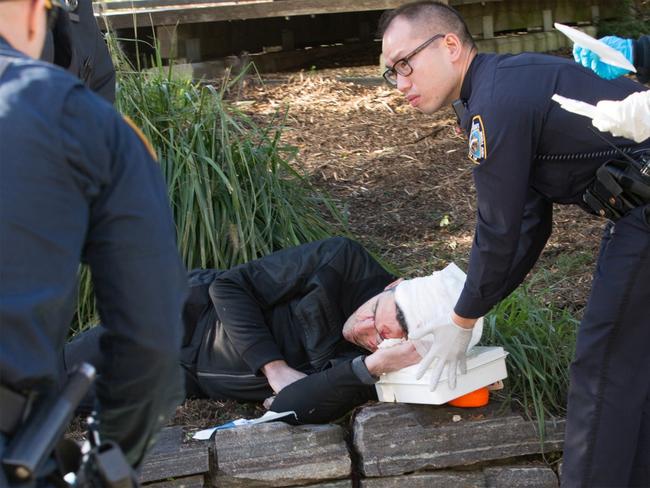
top-left (139, 427), bottom-right (209, 484)
top-left (360, 471), bottom-right (485, 487)
top-left (542, 10), bottom-right (553, 32)
top-left (484, 465), bottom-right (558, 487)
top-left (352, 403), bottom-right (564, 477)
top-left (297, 482), bottom-right (352, 488)
top-left (482, 15), bottom-right (494, 39)
top-left (211, 422), bottom-right (351, 487)
top-left (144, 474), bottom-right (206, 488)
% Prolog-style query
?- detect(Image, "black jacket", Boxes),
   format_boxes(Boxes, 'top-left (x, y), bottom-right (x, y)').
top-left (65, 238), bottom-right (395, 423)
top-left (41, 0), bottom-right (115, 103)
top-left (182, 237), bottom-right (396, 423)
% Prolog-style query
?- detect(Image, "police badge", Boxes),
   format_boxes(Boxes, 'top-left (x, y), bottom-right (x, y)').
top-left (468, 115), bottom-right (487, 164)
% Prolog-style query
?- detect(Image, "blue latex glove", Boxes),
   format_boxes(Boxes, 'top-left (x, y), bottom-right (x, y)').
top-left (573, 36), bottom-right (634, 80)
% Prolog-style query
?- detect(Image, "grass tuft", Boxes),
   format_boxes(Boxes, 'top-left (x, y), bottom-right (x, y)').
top-left (72, 44), bottom-right (344, 333)
top-left (482, 284), bottom-right (579, 437)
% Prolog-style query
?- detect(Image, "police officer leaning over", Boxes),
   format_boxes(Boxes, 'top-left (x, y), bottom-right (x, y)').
top-left (379, 2), bottom-right (649, 487)
top-left (0, 0), bottom-right (188, 483)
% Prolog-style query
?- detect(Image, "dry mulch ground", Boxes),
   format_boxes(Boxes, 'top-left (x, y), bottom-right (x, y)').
top-left (172, 63), bottom-right (609, 431)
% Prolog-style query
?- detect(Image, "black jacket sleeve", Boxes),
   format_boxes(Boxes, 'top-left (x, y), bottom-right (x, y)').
top-left (209, 237), bottom-right (393, 374)
top-left (634, 35), bottom-right (649, 84)
top-left (270, 357), bottom-right (377, 424)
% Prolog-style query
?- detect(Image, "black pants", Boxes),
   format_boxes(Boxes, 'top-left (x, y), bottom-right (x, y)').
top-left (63, 326), bottom-right (205, 414)
top-left (562, 205), bottom-right (650, 487)
top-left (64, 326), bottom-right (375, 424)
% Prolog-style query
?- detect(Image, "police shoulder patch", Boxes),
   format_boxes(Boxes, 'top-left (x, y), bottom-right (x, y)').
top-left (468, 115), bottom-right (487, 164)
top-left (122, 115), bottom-right (158, 161)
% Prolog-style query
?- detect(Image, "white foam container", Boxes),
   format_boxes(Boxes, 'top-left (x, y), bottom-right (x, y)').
top-left (375, 346), bottom-right (508, 405)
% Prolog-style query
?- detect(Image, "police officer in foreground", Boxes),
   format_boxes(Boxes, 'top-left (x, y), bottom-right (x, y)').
top-left (42, 0), bottom-right (116, 103)
top-left (0, 0), bottom-right (187, 483)
top-left (379, 2), bottom-right (649, 487)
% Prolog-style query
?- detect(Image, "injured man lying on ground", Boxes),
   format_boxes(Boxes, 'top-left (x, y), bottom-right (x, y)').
top-left (63, 237), bottom-right (439, 424)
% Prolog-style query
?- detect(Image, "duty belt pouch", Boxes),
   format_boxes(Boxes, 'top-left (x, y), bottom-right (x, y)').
top-left (584, 152), bottom-right (650, 221)
top-left (0, 385), bottom-right (29, 436)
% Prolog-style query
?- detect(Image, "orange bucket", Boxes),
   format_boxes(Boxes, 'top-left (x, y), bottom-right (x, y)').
top-left (447, 386), bottom-right (489, 407)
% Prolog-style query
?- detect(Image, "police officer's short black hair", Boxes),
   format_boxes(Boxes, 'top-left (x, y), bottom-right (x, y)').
top-left (378, 1), bottom-right (475, 49)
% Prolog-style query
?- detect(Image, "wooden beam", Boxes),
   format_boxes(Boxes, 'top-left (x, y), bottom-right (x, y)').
top-left (97, 0), bottom-right (501, 30)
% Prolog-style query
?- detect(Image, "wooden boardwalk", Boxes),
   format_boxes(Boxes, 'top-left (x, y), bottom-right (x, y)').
top-left (95, 0), bottom-right (621, 72)
top-left (96, 0), bottom-right (498, 30)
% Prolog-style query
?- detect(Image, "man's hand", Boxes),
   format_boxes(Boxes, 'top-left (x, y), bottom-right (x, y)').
top-left (261, 360), bottom-right (307, 394)
top-left (263, 396), bottom-right (276, 410)
top-left (364, 341), bottom-right (421, 376)
top-left (410, 313), bottom-right (474, 391)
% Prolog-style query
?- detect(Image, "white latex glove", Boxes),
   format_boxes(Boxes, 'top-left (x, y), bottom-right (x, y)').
top-left (410, 315), bottom-right (473, 391)
top-left (592, 91), bottom-right (650, 143)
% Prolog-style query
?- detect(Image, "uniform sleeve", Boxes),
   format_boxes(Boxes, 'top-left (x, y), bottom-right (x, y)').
top-left (61, 87), bottom-right (187, 467)
top-left (634, 35), bottom-right (649, 84)
top-left (455, 98), bottom-right (545, 318)
top-left (269, 358), bottom-right (376, 424)
top-left (498, 189), bottom-right (553, 298)
top-left (208, 237), bottom-right (391, 374)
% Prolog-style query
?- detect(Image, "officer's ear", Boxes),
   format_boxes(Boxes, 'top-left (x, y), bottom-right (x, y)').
top-left (443, 33), bottom-right (463, 62)
top-left (27, 0), bottom-right (48, 53)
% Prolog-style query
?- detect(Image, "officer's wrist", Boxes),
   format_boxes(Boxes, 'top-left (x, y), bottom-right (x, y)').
top-left (451, 311), bottom-right (477, 329)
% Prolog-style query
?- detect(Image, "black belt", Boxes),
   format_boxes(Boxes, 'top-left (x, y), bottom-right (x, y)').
top-left (0, 385), bottom-right (29, 436)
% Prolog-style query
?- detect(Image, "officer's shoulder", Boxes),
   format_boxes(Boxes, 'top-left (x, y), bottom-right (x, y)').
top-left (9, 56), bottom-right (84, 93)
top-left (494, 52), bottom-right (574, 71)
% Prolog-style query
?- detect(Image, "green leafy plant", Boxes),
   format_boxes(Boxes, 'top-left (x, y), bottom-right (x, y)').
top-left (72, 44), bottom-right (345, 333)
top-left (598, 0), bottom-right (649, 38)
top-left (482, 285), bottom-right (579, 437)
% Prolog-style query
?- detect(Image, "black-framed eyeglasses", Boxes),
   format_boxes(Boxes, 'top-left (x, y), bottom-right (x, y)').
top-left (383, 34), bottom-right (445, 86)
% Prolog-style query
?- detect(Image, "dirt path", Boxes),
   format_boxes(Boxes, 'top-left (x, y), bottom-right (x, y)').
top-left (237, 67), bottom-right (602, 296)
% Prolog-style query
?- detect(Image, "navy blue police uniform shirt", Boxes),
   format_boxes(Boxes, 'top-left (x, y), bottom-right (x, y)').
top-left (454, 52), bottom-right (649, 319)
top-left (0, 38), bottom-right (187, 466)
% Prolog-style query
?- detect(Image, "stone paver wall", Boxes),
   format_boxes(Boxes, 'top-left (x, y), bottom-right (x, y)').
top-left (140, 403), bottom-right (563, 487)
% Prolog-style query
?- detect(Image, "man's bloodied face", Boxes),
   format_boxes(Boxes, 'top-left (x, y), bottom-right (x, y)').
top-left (342, 289), bottom-right (406, 352)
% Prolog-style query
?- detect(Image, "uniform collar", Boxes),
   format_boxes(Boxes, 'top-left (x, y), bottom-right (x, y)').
top-left (0, 36), bottom-right (26, 59)
top-left (459, 52), bottom-right (485, 103)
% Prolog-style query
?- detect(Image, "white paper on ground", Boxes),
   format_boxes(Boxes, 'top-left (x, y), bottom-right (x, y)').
top-left (554, 23), bottom-right (636, 72)
top-left (192, 410), bottom-right (297, 440)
